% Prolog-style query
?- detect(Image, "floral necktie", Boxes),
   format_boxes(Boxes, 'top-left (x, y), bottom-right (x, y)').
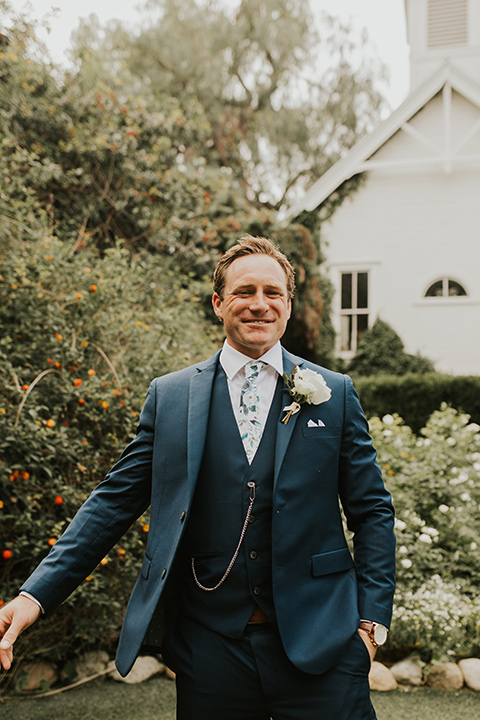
top-left (239, 360), bottom-right (265, 464)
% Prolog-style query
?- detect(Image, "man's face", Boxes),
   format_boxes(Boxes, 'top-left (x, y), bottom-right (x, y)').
top-left (212, 254), bottom-right (292, 359)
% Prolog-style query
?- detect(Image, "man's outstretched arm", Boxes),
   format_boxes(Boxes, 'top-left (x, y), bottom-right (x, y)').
top-left (0, 595), bottom-right (41, 670)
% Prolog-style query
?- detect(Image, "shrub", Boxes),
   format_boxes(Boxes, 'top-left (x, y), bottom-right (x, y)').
top-left (387, 575), bottom-right (480, 662)
top-left (355, 373), bottom-right (480, 433)
top-left (0, 232), bottom-right (221, 692)
top-left (369, 407), bottom-right (480, 661)
top-left (348, 319), bottom-right (435, 376)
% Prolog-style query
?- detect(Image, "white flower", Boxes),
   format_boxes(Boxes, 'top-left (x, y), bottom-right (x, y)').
top-left (282, 366), bottom-right (331, 424)
top-left (423, 526), bottom-right (439, 537)
top-left (399, 545), bottom-right (408, 554)
top-left (438, 504), bottom-right (449, 513)
top-left (470, 542), bottom-right (477, 551)
top-left (418, 533), bottom-right (432, 544)
top-left (382, 414), bottom-right (395, 425)
top-left (289, 367), bottom-right (331, 405)
top-left (446, 437), bottom-right (456, 446)
top-left (460, 493), bottom-right (471, 502)
top-left (401, 558), bottom-right (412, 569)
top-left (395, 519), bottom-right (406, 531)
top-left (466, 423), bottom-right (480, 433)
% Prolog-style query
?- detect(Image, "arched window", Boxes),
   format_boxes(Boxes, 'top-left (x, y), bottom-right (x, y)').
top-left (425, 278), bottom-right (467, 298)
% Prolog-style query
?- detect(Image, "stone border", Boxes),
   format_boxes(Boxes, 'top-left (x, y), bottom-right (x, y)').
top-left (370, 657), bottom-right (480, 692)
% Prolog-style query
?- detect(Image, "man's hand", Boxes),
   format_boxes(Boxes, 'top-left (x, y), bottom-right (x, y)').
top-left (0, 596), bottom-right (41, 670)
top-left (357, 628), bottom-right (377, 663)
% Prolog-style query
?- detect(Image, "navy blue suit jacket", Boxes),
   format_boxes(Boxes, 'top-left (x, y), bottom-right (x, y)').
top-left (21, 348), bottom-right (395, 677)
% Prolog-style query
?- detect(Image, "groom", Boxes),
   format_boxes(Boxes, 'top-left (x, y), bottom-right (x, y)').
top-left (0, 236), bottom-right (395, 719)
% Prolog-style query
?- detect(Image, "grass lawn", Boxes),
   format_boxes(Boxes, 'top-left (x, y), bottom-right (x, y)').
top-left (0, 677), bottom-right (478, 719)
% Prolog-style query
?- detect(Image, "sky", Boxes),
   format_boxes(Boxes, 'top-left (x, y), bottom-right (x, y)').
top-left (8, 0), bottom-right (410, 110)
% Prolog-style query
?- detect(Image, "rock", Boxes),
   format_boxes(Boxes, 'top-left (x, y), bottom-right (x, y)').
top-left (20, 660), bottom-right (59, 691)
top-left (369, 661), bottom-right (398, 691)
top-left (390, 657), bottom-right (423, 686)
top-left (458, 658), bottom-right (480, 691)
top-left (72, 650), bottom-right (110, 680)
top-left (426, 663), bottom-right (464, 691)
top-left (110, 655), bottom-right (165, 684)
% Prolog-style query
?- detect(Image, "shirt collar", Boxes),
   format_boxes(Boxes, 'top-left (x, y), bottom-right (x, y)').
top-left (220, 340), bottom-right (283, 380)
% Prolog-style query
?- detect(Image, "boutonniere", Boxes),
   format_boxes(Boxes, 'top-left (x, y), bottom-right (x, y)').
top-left (281, 365), bottom-right (332, 424)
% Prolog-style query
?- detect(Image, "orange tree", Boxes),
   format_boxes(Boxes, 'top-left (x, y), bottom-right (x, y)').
top-left (0, 231), bottom-right (222, 684)
top-left (0, 10), bottom-right (227, 681)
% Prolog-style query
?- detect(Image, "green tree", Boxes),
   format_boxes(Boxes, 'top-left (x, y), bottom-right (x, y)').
top-left (64, 0), bottom-right (386, 362)
top-left (74, 0), bottom-right (386, 213)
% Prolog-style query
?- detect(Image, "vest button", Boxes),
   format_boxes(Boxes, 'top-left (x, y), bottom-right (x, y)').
top-left (253, 586), bottom-right (261, 595)
top-left (248, 515), bottom-right (255, 524)
top-left (249, 551), bottom-right (257, 560)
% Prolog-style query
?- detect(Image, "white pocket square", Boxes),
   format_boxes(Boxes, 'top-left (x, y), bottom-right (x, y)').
top-left (307, 419), bottom-right (326, 427)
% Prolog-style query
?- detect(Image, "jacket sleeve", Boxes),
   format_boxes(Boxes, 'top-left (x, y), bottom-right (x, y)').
top-left (338, 375), bottom-right (396, 627)
top-left (20, 380), bottom-right (158, 615)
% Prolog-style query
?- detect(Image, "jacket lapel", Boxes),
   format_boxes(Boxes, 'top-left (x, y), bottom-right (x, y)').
top-left (274, 348), bottom-right (304, 488)
top-left (187, 352), bottom-right (220, 498)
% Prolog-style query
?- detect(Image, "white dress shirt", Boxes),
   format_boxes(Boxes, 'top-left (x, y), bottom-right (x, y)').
top-left (219, 340), bottom-right (283, 437)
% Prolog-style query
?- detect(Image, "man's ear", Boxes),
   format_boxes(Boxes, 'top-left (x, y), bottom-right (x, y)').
top-left (212, 292), bottom-right (223, 320)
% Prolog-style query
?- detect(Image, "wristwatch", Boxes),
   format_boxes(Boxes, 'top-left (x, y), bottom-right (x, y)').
top-left (359, 621), bottom-right (388, 647)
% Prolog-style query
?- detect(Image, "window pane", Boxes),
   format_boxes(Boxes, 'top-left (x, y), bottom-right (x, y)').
top-left (357, 314), bottom-right (369, 343)
top-left (341, 273), bottom-right (352, 309)
top-left (357, 273), bottom-right (368, 309)
top-left (425, 280), bottom-right (444, 297)
top-left (340, 315), bottom-right (352, 351)
top-left (448, 280), bottom-right (466, 296)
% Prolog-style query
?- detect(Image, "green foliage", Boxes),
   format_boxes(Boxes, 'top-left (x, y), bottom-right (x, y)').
top-left (369, 407), bottom-right (480, 661)
top-left (276, 224), bottom-right (335, 365)
top-left (0, 2), bottom-right (349, 362)
top-left (95, 0), bottom-right (386, 211)
top-left (0, 231), bottom-right (221, 691)
top-left (348, 319), bottom-right (435, 377)
top-left (63, 0), bottom-right (388, 360)
top-left (355, 373), bottom-right (480, 433)
top-left (389, 576), bottom-right (480, 662)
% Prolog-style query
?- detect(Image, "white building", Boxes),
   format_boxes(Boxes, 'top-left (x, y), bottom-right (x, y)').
top-left (288, 0), bottom-right (480, 375)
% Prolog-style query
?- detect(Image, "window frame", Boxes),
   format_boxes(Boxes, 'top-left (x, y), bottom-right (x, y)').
top-left (424, 277), bottom-right (468, 299)
top-left (339, 270), bottom-right (370, 354)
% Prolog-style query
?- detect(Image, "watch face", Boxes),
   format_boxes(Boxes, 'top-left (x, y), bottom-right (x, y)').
top-left (374, 624), bottom-right (388, 646)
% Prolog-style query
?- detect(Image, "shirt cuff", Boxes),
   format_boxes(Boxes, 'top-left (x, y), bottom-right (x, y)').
top-left (20, 591), bottom-right (45, 614)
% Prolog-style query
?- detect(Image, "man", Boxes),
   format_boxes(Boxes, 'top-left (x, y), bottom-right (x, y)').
top-left (0, 236), bottom-right (395, 719)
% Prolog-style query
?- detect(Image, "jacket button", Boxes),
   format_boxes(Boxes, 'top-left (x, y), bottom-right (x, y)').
top-left (253, 586), bottom-right (261, 595)
top-left (249, 551), bottom-right (257, 560)
top-left (180, 511), bottom-right (186, 522)
top-left (248, 515), bottom-right (255, 524)
top-left (161, 568), bottom-right (167, 579)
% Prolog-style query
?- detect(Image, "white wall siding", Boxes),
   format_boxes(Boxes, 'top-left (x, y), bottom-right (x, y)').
top-left (325, 166), bottom-right (480, 375)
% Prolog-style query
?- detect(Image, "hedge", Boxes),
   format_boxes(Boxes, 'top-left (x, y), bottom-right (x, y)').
top-left (353, 373), bottom-right (480, 433)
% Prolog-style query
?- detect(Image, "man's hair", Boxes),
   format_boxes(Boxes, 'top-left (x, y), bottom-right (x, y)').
top-left (213, 235), bottom-right (295, 300)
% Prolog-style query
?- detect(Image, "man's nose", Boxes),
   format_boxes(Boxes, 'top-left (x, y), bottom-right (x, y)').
top-left (249, 291), bottom-right (269, 312)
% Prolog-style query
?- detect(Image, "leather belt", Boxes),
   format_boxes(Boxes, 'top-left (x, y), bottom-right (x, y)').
top-left (247, 606), bottom-right (271, 624)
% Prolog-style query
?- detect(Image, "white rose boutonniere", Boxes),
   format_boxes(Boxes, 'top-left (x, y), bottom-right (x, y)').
top-left (281, 366), bottom-right (332, 424)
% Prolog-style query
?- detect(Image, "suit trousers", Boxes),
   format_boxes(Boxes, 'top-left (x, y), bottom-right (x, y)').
top-left (161, 617), bottom-right (377, 720)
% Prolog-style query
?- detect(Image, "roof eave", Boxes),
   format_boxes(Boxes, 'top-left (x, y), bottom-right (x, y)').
top-left (285, 61), bottom-right (480, 220)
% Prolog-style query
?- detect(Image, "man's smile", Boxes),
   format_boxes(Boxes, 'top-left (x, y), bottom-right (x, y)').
top-left (242, 319), bottom-right (273, 324)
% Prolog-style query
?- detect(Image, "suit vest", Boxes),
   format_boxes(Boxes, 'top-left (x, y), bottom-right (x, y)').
top-left (176, 364), bottom-right (283, 637)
